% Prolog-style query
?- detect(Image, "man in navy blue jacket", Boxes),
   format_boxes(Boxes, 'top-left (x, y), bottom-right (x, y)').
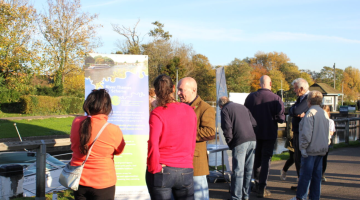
top-left (288, 78), bottom-right (310, 190)
top-left (244, 75), bottom-right (285, 198)
top-left (219, 96), bottom-right (257, 200)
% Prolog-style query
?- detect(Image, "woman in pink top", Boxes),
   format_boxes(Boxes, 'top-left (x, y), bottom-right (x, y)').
top-left (146, 74), bottom-right (197, 200)
top-left (71, 89), bottom-right (126, 200)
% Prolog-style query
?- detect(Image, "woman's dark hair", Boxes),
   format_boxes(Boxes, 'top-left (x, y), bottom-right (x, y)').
top-left (80, 89), bottom-right (112, 155)
top-left (153, 74), bottom-right (175, 108)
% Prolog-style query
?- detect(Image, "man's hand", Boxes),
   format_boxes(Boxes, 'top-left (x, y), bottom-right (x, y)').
top-left (301, 149), bottom-right (308, 158)
top-left (297, 112), bottom-right (305, 118)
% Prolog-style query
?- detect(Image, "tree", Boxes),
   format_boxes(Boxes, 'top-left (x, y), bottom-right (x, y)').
top-left (149, 21), bottom-right (172, 41)
top-left (250, 64), bottom-right (268, 92)
top-left (38, 0), bottom-right (101, 91)
top-left (252, 51), bottom-right (290, 71)
top-left (225, 58), bottom-right (253, 93)
top-left (0, 0), bottom-right (41, 101)
top-left (268, 69), bottom-right (289, 93)
top-left (342, 66), bottom-right (360, 101)
top-left (316, 66), bottom-right (343, 91)
top-left (112, 19), bottom-right (142, 55)
top-left (279, 63), bottom-right (301, 86)
top-left (189, 54), bottom-right (215, 101)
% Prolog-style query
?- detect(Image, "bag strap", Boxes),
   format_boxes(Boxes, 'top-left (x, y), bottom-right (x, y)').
top-left (82, 122), bottom-right (109, 165)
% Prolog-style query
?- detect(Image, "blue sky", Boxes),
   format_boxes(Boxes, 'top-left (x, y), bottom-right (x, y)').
top-left (34, 0), bottom-right (360, 72)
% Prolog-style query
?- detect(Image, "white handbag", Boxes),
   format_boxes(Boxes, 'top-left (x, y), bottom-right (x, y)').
top-left (59, 122), bottom-right (109, 191)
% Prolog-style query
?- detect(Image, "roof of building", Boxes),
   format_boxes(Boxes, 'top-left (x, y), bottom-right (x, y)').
top-left (309, 83), bottom-right (342, 95)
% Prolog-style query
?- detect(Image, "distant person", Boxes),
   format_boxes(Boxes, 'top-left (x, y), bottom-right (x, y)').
top-left (149, 88), bottom-right (156, 112)
top-left (70, 89), bottom-right (126, 200)
top-left (219, 96), bottom-right (257, 200)
top-left (280, 121), bottom-right (295, 181)
top-left (244, 75), bottom-right (285, 198)
top-left (290, 91), bottom-right (329, 200)
top-left (146, 74), bottom-right (197, 200)
top-left (178, 77), bottom-right (216, 200)
top-left (321, 105), bottom-right (336, 182)
top-left (288, 78), bottom-right (310, 190)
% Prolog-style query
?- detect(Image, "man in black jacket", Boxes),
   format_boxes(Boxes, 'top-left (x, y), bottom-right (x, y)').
top-left (288, 78), bottom-right (310, 190)
top-left (219, 96), bottom-right (257, 200)
top-left (244, 75), bottom-right (285, 198)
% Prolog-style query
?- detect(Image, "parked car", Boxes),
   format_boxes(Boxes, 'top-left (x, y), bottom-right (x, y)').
top-left (0, 152), bottom-right (67, 197)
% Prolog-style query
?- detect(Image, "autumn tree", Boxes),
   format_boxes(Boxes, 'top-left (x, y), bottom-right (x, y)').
top-left (38, 0), bottom-right (101, 92)
top-left (250, 63), bottom-right (268, 92)
top-left (252, 51), bottom-right (290, 71)
top-left (342, 66), bottom-right (360, 101)
top-left (225, 58), bottom-right (253, 93)
top-left (0, 0), bottom-right (41, 102)
top-left (189, 54), bottom-right (215, 101)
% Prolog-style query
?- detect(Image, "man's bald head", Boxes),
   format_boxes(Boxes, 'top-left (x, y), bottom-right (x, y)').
top-left (260, 75), bottom-right (272, 90)
top-left (177, 77), bottom-right (198, 103)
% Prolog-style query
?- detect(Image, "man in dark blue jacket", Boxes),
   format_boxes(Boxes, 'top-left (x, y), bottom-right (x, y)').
top-left (288, 78), bottom-right (309, 190)
top-left (244, 75), bottom-right (285, 198)
top-left (219, 96), bottom-right (257, 200)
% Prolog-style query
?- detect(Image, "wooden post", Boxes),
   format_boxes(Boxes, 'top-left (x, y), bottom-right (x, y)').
top-left (35, 141), bottom-right (46, 200)
top-left (345, 120), bottom-right (350, 145)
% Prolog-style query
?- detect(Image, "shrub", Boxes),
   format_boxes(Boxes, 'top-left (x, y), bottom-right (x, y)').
top-left (20, 95), bottom-right (84, 115)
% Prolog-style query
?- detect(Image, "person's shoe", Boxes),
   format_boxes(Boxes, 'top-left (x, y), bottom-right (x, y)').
top-left (251, 180), bottom-right (258, 192)
top-left (322, 176), bottom-right (327, 182)
top-left (280, 170), bottom-right (287, 181)
top-left (290, 186), bottom-right (297, 191)
top-left (257, 188), bottom-right (271, 198)
top-left (289, 197), bottom-right (298, 200)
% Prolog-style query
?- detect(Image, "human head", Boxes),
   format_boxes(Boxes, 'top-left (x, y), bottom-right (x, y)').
top-left (83, 89), bottom-right (112, 116)
top-left (149, 88), bottom-right (156, 103)
top-left (177, 77), bottom-right (197, 103)
top-left (292, 78), bottom-right (309, 97)
top-left (307, 90), bottom-right (323, 106)
top-left (260, 75), bottom-right (272, 90)
top-left (321, 105), bottom-right (331, 118)
top-left (218, 96), bottom-right (230, 108)
top-left (153, 74), bottom-right (175, 107)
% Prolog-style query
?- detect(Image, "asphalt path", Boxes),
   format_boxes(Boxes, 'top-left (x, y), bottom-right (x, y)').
top-left (209, 146), bottom-right (360, 200)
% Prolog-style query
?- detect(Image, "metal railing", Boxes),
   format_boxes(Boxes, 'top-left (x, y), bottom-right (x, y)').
top-left (333, 117), bottom-right (360, 145)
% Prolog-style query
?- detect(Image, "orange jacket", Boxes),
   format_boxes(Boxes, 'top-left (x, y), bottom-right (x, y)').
top-left (70, 114), bottom-right (126, 189)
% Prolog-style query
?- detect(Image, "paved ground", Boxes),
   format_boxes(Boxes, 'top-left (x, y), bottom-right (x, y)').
top-left (0, 114), bottom-right (80, 121)
top-left (209, 146), bottom-right (360, 200)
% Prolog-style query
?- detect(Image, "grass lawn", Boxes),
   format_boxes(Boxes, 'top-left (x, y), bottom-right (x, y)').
top-left (0, 117), bottom-right (75, 139)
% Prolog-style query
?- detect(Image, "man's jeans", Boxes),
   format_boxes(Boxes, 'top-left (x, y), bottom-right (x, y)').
top-left (253, 139), bottom-right (276, 190)
top-left (146, 167), bottom-right (194, 200)
top-left (296, 155), bottom-right (323, 200)
top-left (231, 141), bottom-right (256, 200)
top-left (193, 175), bottom-right (209, 200)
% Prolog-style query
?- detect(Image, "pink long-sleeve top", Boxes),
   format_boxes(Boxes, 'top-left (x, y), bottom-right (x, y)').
top-left (147, 102), bottom-right (197, 174)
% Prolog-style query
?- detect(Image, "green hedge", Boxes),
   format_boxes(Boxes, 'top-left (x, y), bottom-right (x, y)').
top-left (20, 95), bottom-right (84, 115)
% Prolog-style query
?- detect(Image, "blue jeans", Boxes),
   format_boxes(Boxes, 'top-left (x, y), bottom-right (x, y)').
top-left (146, 167), bottom-right (194, 200)
top-left (193, 175), bottom-right (209, 200)
top-left (231, 141), bottom-right (256, 200)
top-left (296, 155), bottom-right (323, 200)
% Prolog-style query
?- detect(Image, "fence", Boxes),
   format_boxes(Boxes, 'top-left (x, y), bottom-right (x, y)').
top-left (333, 116), bottom-right (360, 145)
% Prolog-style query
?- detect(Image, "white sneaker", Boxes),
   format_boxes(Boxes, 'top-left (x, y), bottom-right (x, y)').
top-left (280, 170), bottom-right (287, 181)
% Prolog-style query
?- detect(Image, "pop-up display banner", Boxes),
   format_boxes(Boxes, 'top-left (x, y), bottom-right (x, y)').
top-left (85, 53), bottom-right (150, 199)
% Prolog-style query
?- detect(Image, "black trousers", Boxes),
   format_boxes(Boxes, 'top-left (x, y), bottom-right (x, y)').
top-left (283, 150), bottom-right (295, 172)
top-left (253, 139), bottom-right (276, 190)
top-left (322, 149), bottom-right (329, 176)
top-left (74, 185), bottom-right (115, 200)
top-left (293, 133), bottom-right (301, 177)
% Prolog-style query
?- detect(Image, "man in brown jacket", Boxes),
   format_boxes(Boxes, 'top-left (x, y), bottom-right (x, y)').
top-left (178, 77), bottom-right (216, 200)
